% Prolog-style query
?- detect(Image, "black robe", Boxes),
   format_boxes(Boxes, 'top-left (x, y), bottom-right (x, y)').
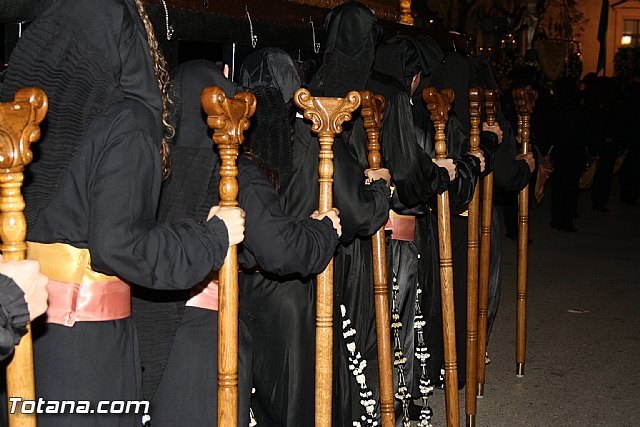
top-left (235, 45), bottom-right (386, 427)
top-left (367, 35), bottom-right (452, 425)
top-left (152, 152), bottom-right (339, 427)
top-left (261, 117), bottom-right (389, 427)
top-left (418, 51), bottom-right (503, 390)
top-left (0, 2), bottom-right (228, 426)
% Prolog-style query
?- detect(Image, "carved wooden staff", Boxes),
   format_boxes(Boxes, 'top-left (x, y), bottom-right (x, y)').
top-left (465, 87), bottom-right (482, 427)
top-left (513, 88), bottom-right (537, 377)
top-left (476, 88), bottom-right (498, 398)
top-left (294, 88), bottom-right (361, 427)
top-left (201, 86), bottom-right (256, 427)
top-left (359, 90), bottom-right (395, 427)
top-left (1, 87), bottom-right (48, 427)
top-left (422, 87), bottom-right (459, 427)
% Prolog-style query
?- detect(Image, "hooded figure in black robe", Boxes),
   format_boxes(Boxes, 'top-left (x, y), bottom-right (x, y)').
top-left (273, 3), bottom-right (390, 425)
top-left (417, 51), bottom-right (503, 393)
top-left (0, 1), bottom-right (232, 426)
top-left (237, 47), bottom-right (374, 427)
top-left (132, 60), bottom-right (252, 427)
top-left (468, 57), bottom-right (532, 341)
top-left (132, 60), bottom-right (241, 407)
top-left (139, 55), bottom-right (340, 426)
top-left (368, 36), bottom-right (496, 422)
top-left (366, 34), bottom-right (450, 426)
top-left (539, 77), bottom-right (587, 231)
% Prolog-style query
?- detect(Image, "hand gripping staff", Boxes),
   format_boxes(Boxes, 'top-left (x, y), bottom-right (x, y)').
top-left (422, 87), bottom-right (459, 427)
top-left (1, 87), bottom-right (48, 427)
top-left (293, 88), bottom-right (361, 427)
top-left (201, 86), bottom-right (256, 427)
top-left (359, 90), bottom-right (395, 427)
top-left (476, 88), bottom-right (498, 398)
top-left (465, 87), bottom-right (482, 427)
top-left (513, 88), bottom-right (537, 378)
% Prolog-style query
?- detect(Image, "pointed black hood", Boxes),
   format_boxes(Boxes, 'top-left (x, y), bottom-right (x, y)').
top-left (312, 1), bottom-right (382, 97)
top-left (0, 0), bottom-right (162, 229)
top-left (239, 47), bottom-right (301, 103)
top-left (373, 34), bottom-right (443, 96)
top-left (158, 60), bottom-right (236, 223)
top-left (239, 48), bottom-right (299, 189)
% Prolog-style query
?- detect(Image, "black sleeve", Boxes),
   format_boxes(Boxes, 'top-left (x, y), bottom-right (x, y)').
top-left (492, 111), bottom-right (531, 191)
top-left (333, 136), bottom-right (391, 241)
top-left (88, 131), bottom-right (229, 290)
top-left (0, 275), bottom-right (29, 362)
top-left (237, 161), bottom-right (339, 276)
top-left (382, 92), bottom-right (449, 208)
top-left (479, 130), bottom-right (499, 175)
top-left (284, 120), bottom-right (390, 242)
top-left (448, 154), bottom-right (480, 212)
top-left (492, 124), bottom-right (531, 192)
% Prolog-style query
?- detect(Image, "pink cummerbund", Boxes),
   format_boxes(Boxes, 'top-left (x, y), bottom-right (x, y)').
top-left (185, 280), bottom-right (219, 311)
top-left (46, 279), bottom-right (131, 327)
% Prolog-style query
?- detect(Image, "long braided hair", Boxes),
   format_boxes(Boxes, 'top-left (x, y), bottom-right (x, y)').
top-left (134, 0), bottom-right (174, 179)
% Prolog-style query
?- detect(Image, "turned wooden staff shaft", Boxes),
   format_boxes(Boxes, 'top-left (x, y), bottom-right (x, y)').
top-left (294, 88), bottom-right (361, 427)
top-left (513, 88), bottom-right (536, 378)
top-left (423, 87), bottom-right (459, 427)
top-left (3, 88), bottom-right (47, 427)
top-left (202, 86), bottom-right (256, 427)
top-left (476, 88), bottom-right (498, 398)
top-left (315, 129), bottom-right (335, 427)
top-left (360, 91), bottom-right (394, 427)
top-left (465, 87), bottom-right (482, 427)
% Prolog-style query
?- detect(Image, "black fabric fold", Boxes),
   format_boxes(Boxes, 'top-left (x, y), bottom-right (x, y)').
top-left (0, 275), bottom-right (29, 362)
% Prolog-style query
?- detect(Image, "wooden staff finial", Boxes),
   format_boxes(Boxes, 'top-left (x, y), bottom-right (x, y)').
top-left (465, 86), bottom-right (483, 427)
top-left (483, 89), bottom-right (498, 127)
top-left (359, 90), bottom-right (395, 427)
top-left (476, 88), bottom-right (498, 398)
top-left (293, 88), bottom-right (361, 427)
top-left (513, 88), bottom-right (537, 378)
top-left (422, 86), bottom-right (459, 427)
top-left (201, 86), bottom-right (256, 427)
top-left (2, 87), bottom-right (48, 427)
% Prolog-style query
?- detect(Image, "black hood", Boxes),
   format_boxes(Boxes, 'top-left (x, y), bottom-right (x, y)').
top-left (239, 47), bottom-right (301, 103)
top-left (441, 51), bottom-right (473, 136)
top-left (468, 55), bottom-right (501, 89)
top-left (0, 0), bottom-right (161, 229)
top-left (373, 34), bottom-right (443, 96)
top-left (312, 1), bottom-right (382, 97)
top-left (171, 59), bottom-right (237, 149)
top-left (239, 48), bottom-right (298, 188)
top-left (158, 60), bottom-right (236, 223)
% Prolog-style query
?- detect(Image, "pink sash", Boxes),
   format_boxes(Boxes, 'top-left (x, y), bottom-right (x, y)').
top-left (186, 280), bottom-right (219, 311)
top-left (45, 279), bottom-right (131, 327)
top-left (385, 211), bottom-right (416, 242)
top-left (27, 242), bottom-right (131, 327)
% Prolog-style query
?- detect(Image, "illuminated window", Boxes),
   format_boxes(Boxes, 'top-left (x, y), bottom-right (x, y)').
top-left (621, 19), bottom-right (640, 47)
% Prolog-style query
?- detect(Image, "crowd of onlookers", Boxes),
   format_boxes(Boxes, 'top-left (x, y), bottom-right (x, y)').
top-left (499, 69), bottom-right (640, 236)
